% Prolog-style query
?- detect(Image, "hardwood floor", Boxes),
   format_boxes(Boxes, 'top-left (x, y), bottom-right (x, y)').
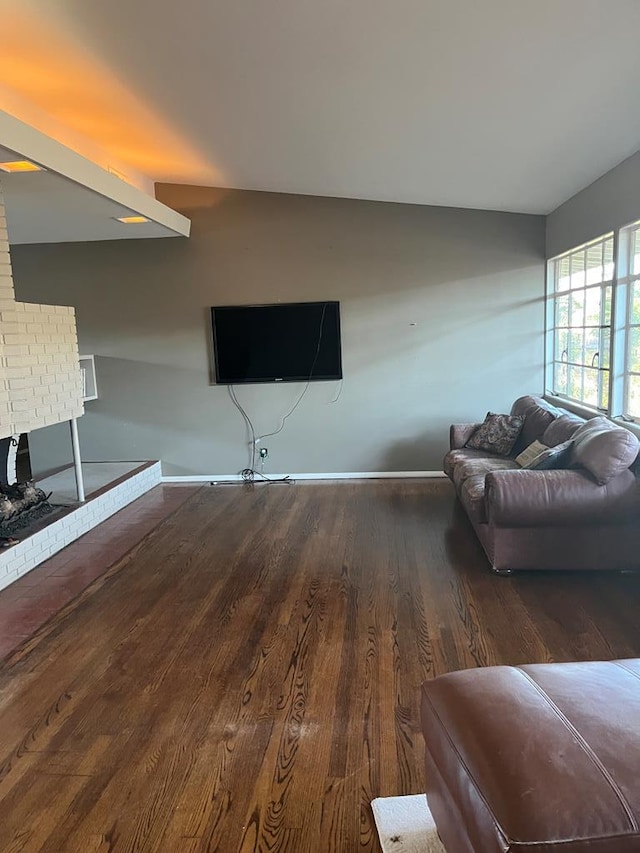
top-left (0, 485), bottom-right (199, 660)
top-left (1, 479), bottom-right (639, 852)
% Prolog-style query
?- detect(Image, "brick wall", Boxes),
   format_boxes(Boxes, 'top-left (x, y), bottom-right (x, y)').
top-left (0, 181), bottom-right (83, 440)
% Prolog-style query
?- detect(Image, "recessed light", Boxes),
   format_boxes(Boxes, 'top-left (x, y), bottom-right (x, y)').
top-left (0, 160), bottom-right (44, 173)
top-left (115, 215), bottom-right (151, 224)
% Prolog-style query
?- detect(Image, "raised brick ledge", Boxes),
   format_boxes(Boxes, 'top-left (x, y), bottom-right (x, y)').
top-left (0, 462), bottom-right (162, 592)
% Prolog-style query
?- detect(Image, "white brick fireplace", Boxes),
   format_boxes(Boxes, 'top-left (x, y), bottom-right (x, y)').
top-left (0, 179), bottom-right (161, 589)
top-left (0, 180), bottom-right (84, 436)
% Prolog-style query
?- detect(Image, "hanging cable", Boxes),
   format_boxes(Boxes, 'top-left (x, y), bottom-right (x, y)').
top-left (228, 384), bottom-right (256, 470)
top-left (228, 384), bottom-right (293, 483)
top-left (255, 302), bottom-right (328, 443)
top-left (327, 377), bottom-right (343, 404)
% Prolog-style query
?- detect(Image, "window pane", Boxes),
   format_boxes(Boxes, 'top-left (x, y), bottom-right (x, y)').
top-left (603, 237), bottom-right (614, 280)
top-left (555, 328), bottom-right (568, 360)
top-left (584, 287), bottom-right (601, 324)
top-left (554, 362), bottom-right (567, 395)
top-left (568, 329), bottom-right (584, 364)
top-left (600, 328), bottom-right (610, 369)
top-left (631, 282), bottom-right (640, 325)
top-left (628, 327), bottom-right (640, 374)
top-left (586, 243), bottom-right (604, 285)
top-left (570, 251), bottom-right (586, 290)
top-left (570, 290), bottom-right (585, 326)
top-left (584, 327), bottom-right (599, 364)
top-left (555, 294), bottom-right (569, 327)
top-left (600, 372), bottom-right (610, 411)
top-left (603, 286), bottom-right (612, 325)
top-left (568, 365), bottom-right (583, 400)
top-left (583, 367), bottom-right (599, 407)
top-left (632, 228), bottom-right (640, 277)
top-left (626, 374), bottom-right (640, 419)
top-left (556, 256), bottom-right (571, 292)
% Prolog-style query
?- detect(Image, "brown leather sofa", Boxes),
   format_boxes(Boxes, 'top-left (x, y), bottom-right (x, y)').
top-left (421, 660), bottom-right (640, 852)
top-left (444, 396), bottom-right (640, 573)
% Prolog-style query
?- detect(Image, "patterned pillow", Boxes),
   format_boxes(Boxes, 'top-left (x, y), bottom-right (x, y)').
top-left (465, 412), bottom-right (524, 457)
top-left (519, 439), bottom-right (574, 470)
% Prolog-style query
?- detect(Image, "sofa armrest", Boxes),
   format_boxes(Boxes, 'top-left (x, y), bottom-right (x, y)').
top-left (450, 423), bottom-right (481, 450)
top-left (485, 468), bottom-right (640, 527)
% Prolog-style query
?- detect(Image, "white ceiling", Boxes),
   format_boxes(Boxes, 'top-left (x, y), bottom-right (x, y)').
top-left (3, 0), bottom-right (640, 215)
top-left (0, 142), bottom-right (185, 244)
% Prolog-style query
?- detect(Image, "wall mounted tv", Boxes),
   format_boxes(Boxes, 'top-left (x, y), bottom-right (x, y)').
top-left (211, 301), bottom-right (342, 385)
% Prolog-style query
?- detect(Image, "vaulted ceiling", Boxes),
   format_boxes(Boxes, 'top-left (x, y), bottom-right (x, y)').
top-left (1, 0), bottom-right (640, 214)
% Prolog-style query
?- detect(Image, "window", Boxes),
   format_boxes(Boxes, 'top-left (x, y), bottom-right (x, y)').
top-left (622, 221), bottom-right (640, 418)
top-left (547, 234), bottom-right (614, 411)
top-left (546, 220), bottom-right (640, 424)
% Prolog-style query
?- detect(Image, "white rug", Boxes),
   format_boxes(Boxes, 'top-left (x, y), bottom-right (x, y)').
top-left (371, 794), bottom-right (446, 853)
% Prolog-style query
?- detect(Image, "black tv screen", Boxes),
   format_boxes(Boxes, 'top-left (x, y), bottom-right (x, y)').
top-left (211, 301), bottom-right (342, 384)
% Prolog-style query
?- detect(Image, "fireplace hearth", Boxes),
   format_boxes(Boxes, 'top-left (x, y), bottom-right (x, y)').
top-left (0, 434), bottom-right (53, 544)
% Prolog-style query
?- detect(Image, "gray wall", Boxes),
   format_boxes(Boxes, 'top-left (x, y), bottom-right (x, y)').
top-left (547, 150), bottom-right (640, 258)
top-left (10, 185), bottom-right (545, 477)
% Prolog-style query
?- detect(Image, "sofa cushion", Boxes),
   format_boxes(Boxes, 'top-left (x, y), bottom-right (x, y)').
top-left (510, 395), bottom-right (559, 452)
top-left (443, 448), bottom-right (501, 480)
top-left (459, 474), bottom-right (488, 523)
top-left (485, 468), bottom-right (640, 527)
top-left (542, 413), bottom-right (584, 447)
top-left (570, 416), bottom-right (640, 485)
top-left (452, 456), bottom-right (519, 490)
top-left (466, 412), bottom-right (524, 456)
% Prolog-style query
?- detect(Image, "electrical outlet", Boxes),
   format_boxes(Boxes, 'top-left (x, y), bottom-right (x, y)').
top-left (259, 447), bottom-right (269, 459)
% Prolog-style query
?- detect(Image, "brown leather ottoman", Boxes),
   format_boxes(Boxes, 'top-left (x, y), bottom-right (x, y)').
top-left (420, 660), bottom-right (640, 852)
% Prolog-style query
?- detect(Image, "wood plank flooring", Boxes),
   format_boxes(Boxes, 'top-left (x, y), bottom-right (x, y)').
top-left (1, 479), bottom-right (639, 852)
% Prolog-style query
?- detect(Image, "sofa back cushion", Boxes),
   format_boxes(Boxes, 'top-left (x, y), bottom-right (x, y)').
top-left (542, 413), bottom-right (584, 447)
top-left (570, 416), bottom-right (640, 485)
top-left (510, 396), bottom-right (560, 454)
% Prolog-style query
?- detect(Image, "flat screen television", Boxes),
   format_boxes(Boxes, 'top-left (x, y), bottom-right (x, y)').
top-left (211, 301), bottom-right (342, 384)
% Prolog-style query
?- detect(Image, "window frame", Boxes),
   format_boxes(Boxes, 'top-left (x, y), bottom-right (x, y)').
top-left (545, 218), bottom-right (640, 427)
top-left (620, 221), bottom-right (640, 420)
top-left (545, 233), bottom-right (614, 414)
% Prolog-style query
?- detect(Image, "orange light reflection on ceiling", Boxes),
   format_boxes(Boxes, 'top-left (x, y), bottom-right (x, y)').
top-left (0, 159), bottom-right (43, 172)
top-left (0, 8), bottom-right (221, 186)
top-left (116, 215), bottom-right (151, 224)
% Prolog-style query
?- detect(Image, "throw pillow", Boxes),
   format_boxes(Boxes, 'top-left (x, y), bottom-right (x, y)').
top-left (570, 416), bottom-right (640, 485)
top-left (523, 439), bottom-right (574, 471)
top-left (515, 439), bottom-right (549, 468)
top-left (465, 412), bottom-right (524, 457)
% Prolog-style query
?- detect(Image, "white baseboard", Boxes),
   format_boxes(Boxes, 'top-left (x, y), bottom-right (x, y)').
top-left (162, 471), bottom-right (446, 483)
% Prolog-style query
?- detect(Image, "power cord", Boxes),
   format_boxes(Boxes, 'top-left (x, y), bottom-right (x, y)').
top-left (228, 384), bottom-right (256, 469)
top-left (240, 467), bottom-right (293, 484)
top-left (228, 385), bottom-right (294, 483)
top-left (327, 377), bottom-right (343, 404)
